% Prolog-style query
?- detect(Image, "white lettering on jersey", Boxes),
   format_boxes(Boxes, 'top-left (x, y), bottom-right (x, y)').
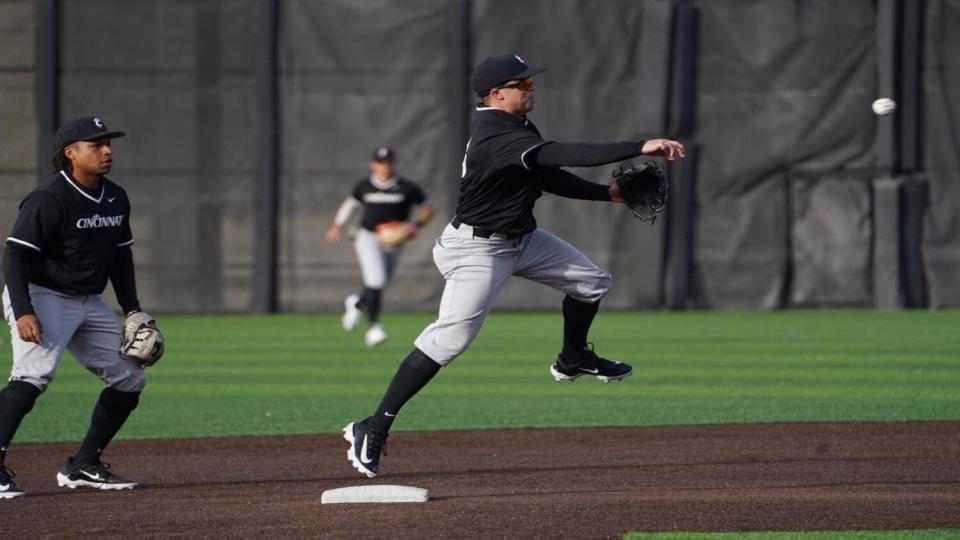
top-left (461, 138), bottom-right (471, 178)
top-left (76, 214), bottom-right (124, 229)
top-left (363, 192), bottom-right (405, 204)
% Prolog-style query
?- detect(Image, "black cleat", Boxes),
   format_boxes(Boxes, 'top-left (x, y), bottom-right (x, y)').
top-left (344, 419), bottom-right (388, 478)
top-left (551, 343), bottom-right (633, 383)
top-left (0, 465), bottom-right (26, 499)
top-left (56, 457), bottom-right (138, 490)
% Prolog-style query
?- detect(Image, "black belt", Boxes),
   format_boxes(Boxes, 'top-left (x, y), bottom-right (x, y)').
top-left (451, 217), bottom-right (522, 240)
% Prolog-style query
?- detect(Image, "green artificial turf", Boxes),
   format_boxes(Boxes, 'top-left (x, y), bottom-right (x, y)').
top-left (1, 310), bottom-right (957, 443)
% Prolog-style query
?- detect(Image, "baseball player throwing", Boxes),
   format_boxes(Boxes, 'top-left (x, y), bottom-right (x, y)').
top-left (0, 117), bottom-right (159, 498)
top-left (344, 54), bottom-right (685, 477)
top-left (325, 147), bottom-right (433, 347)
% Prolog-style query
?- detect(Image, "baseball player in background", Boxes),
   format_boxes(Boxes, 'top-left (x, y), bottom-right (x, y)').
top-left (325, 147), bottom-right (433, 347)
top-left (0, 117), bottom-right (157, 498)
top-left (344, 54), bottom-right (685, 477)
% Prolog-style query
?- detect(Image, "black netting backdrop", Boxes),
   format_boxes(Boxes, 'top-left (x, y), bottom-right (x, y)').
top-left (0, 0), bottom-right (36, 283)
top-left (279, 0), bottom-right (455, 312)
top-left (57, 0), bottom-right (262, 311)
top-left (923, 0), bottom-right (960, 307)
top-left (1, 0), bottom-right (959, 312)
top-left (693, 1), bottom-right (878, 308)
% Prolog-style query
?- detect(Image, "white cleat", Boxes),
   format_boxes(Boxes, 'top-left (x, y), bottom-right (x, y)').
top-left (364, 323), bottom-right (388, 347)
top-left (342, 294), bottom-right (361, 331)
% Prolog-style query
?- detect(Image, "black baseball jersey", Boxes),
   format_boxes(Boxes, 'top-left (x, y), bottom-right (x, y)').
top-left (455, 107), bottom-right (551, 236)
top-left (4, 171), bottom-right (136, 310)
top-left (352, 176), bottom-right (428, 231)
top-left (456, 107), bottom-right (642, 236)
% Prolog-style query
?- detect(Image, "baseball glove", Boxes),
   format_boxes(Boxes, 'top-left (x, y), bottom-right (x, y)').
top-left (120, 311), bottom-right (165, 367)
top-left (613, 159), bottom-right (669, 224)
top-left (375, 221), bottom-right (418, 247)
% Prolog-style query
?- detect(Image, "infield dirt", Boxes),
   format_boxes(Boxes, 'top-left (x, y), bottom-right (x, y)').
top-left (4, 421), bottom-right (959, 538)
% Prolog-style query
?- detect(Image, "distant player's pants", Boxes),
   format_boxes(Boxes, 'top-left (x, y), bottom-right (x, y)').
top-left (2, 285), bottom-right (147, 392)
top-left (414, 223), bottom-right (611, 366)
top-left (354, 228), bottom-right (403, 289)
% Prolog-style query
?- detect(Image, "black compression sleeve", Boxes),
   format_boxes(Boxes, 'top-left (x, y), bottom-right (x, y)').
top-left (2, 243), bottom-right (36, 318)
top-left (109, 246), bottom-right (141, 315)
top-left (528, 140), bottom-right (644, 168)
top-left (541, 168), bottom-right (612, 201)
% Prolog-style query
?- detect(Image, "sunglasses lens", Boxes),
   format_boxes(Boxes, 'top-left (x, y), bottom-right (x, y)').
top-left (497, 78), bottom-right (534, 92)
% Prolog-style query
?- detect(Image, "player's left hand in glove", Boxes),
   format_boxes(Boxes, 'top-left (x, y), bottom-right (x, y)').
top-left (375, 220), bottom-right (418, 247)
top-left (120, 311), bottom-right (165, 367)
top-left (613, 159), bottom-right (669, 224)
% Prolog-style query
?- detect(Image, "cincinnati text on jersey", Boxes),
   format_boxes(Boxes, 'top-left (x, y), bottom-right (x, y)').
top-left (75, 214), bottom-right (125, 229)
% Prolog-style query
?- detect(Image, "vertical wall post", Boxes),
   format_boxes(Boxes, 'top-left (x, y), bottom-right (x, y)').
top-left (34, 0), bottom-right (59, 178)
top-left (253, 0), bottom-right (281, 313)
top-left (663, 0), bottom-right (698, 309)
top-left (447, 0), bottom-right (471, 210)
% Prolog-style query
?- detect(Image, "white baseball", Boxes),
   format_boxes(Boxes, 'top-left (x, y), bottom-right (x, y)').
top-left (872, 98), bottom-right (897, 116)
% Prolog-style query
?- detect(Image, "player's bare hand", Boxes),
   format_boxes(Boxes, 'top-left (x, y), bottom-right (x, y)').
top-left (325, 225), bottom-right (342, 243)
top-left (609, 182), bottom-right (625, 203)
top-left (16, 314), bottom-right (43, 344)
top-left (641, 139), bottom-right (685, 161)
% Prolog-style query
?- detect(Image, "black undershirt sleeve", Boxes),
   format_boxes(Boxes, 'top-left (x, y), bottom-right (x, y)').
top-left (527, 140), bottom-right (644, 168)
top-left (540, 168), bottom-right (612, 202)
top-left (2, 243), bottom-right (37, 319)
top-left (109, 246), bottom-right (141, 315)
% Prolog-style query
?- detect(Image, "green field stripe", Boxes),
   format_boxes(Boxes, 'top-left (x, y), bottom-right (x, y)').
top-left (2, 310), bottom-right (958, 442)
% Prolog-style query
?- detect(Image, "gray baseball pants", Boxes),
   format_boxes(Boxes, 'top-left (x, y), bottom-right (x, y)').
top-left (414, 223), bottom-right (611, 365)
top-left (2, 284), bottom-right (146, 392)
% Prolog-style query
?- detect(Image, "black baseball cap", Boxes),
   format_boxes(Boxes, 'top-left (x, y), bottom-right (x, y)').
top-left (54, 116), bottom-right (126, 150)
top-left (372, 146), bottom-right (396, 162)
top-left (470, 54), bottom-right (546, 97)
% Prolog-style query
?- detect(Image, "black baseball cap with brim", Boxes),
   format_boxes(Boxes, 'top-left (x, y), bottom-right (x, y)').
top-left (54, 116), bottom-right (126, 150)
top-left (470, 54), bottom-right (546, 97)
top-left (372, 146), bottom-right (396, 162)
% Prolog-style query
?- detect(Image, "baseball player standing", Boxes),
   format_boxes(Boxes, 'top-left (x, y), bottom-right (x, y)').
top-left (0, 117), bottom-right (157, 498)
top-left (325, 147), bottom-right (433, 347)
top-left (344, 54), bottom-right (685, 477)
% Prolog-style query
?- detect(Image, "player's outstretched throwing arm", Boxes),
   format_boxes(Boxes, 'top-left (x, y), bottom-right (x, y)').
top-left (527, 138), bottom-right (684, 204)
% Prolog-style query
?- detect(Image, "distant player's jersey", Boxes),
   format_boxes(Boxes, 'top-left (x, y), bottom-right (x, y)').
top-left (5, 170), bottom-right (134, 296)
top-left (352, 175), bottom-right (429, 231)
top-left (456, 107), bottom-right (548, 237)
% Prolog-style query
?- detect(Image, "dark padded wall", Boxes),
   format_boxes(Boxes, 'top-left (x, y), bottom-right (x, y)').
top-left (3, 0), bottom-right (959, 312)
top-left (693, 1), bottom-right (878, 308)
top-left (0, 0), bottom-right (36, 286)
top-left (278, 0), bottom-right (456, 311)
top-left (923, 0), bottom-right (960, 307)
top-left (57, 0), bottom-right (262, 311)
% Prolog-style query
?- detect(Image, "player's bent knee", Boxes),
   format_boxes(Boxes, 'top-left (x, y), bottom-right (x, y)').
top-left (111, 370), bottom-right (147, 393)
top-left (595, 271), bottom-right (613, 298)
top-left (572, 270), bottom-right (612, 304)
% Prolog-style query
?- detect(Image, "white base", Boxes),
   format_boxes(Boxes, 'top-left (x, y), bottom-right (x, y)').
top-left (321, 484), bottom-right (429, 504)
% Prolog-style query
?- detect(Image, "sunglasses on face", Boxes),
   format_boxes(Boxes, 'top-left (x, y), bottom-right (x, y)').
top-left (495, 77), bottom-right (535, 92)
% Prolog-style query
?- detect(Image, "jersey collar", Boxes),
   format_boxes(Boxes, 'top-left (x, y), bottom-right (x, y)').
top-left (60, 170), bottom-right (105, 203)
top-left (475, 106), bottom-right (531, 126)
top-left (369, 174), bottom-right (399, 190)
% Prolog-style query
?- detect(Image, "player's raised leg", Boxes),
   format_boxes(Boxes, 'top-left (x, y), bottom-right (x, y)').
top-left (513, 228), bottom-right (632, 382)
